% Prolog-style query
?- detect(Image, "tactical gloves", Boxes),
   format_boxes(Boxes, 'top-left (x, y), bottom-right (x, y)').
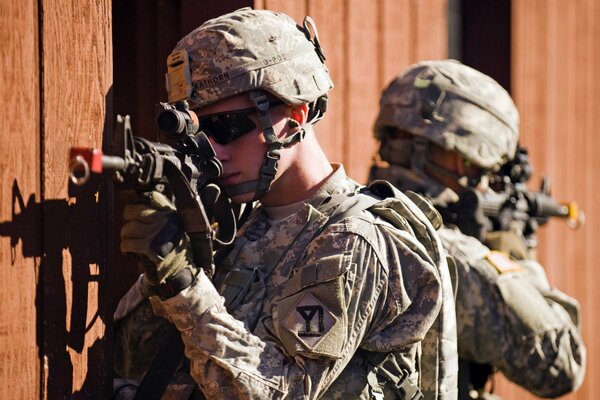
top-left (121, 191), bottom-right (197, 299)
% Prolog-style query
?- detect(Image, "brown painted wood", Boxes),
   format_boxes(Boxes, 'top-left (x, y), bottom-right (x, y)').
top-left (501, 1), bottom-right (597, 399)
top-left (0, 1), bottom-right (41, 398)
top-left (262, 0), bottom-right (308, 22)
top-left (179, 0), bottom-right (252, 35)
top-left (307, 0), bottom-right (346, 165)
top-left (380, 0), bottom-right (413, 87)
top-left (412, 0), bottom-right (448, 62)
top-left (41, 0), bottom-right (113, 397)
top-left (344, 0), bottom-right (380, 183)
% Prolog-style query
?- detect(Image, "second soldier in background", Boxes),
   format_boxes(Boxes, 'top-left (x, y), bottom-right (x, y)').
top-left (370, 59), bottom-right (586, 399)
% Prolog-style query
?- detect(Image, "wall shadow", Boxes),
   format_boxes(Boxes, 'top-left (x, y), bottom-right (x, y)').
top-left (0, 177), bottom-right (111, 398)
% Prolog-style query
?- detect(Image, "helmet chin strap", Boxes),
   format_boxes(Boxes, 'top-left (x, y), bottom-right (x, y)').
top-left (223, 90), bottom-right (307, 202)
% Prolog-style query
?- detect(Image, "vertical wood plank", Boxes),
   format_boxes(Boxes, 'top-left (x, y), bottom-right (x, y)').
top-left (412, 0), bottom-right (448, 62)
top-left (0, 1), bottom-right (40, 398)
top-left (502, 1), bottom-right (562, 399)
top-left (179, 0), bottom-right (253, 38)
top-left (41, 0), bottom-right (112, 397)
top-left (582, 1), bottom-right (600, 398)
top-left (380, 0), bottom-right (412, 87)
top-left (509, 0), bottom-right (598, 399)
top-left (260, 0), bottom-right (308, 22)
top-left (565, 3), bottom-right (593, 399)
top-left (307, 0), bottom-right (346, 164)
top-left (344, 0), bottom-right (381, 182)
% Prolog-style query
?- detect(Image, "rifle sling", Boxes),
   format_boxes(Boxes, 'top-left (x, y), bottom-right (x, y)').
top-left (133, 324), bottom-right (185, 400)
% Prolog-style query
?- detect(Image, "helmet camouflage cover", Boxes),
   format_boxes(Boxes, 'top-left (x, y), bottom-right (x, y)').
top-left (374, 60), bottom-right (519, 170)
top-left (165, 7), bottom-right (333, 108)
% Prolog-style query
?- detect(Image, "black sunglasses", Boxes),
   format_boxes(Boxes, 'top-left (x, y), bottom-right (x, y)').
top-left (199, 100), bottom-right (284, 145)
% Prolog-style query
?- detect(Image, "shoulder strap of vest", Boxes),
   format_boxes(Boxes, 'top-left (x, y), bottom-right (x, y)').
top-left (343, 180), bottom-right (458, 400)
top-left (319, 180), bottom-right (442, 232)
top-left (313, 181), bottom-right (457, 399)
top-left (326, 190), bottom-right (379, 225)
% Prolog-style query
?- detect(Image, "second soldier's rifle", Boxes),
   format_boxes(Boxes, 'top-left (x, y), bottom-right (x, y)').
top-left (69, 101), bottom-right (237, 273)
top-left (438, 145), bottom-right (584, 251)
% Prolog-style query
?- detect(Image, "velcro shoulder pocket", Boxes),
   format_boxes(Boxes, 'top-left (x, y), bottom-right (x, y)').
top-left (273, 254), bottom-right (348, 359)
top-left (496, 272), bottom-right (564, 337)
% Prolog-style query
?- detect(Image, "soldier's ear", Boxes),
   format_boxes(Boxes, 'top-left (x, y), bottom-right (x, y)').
top-left (289, 103), bottom-right (309, 127)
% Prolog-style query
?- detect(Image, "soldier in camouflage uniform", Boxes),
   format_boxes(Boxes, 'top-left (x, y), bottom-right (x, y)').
top-left (113, 9), bottom-right (458, 399)
top-left (369, 59), bottom-right (586, 399)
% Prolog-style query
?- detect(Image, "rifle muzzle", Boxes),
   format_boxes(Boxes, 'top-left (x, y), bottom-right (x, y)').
top-left (69, 147), bottom-right (126, 186)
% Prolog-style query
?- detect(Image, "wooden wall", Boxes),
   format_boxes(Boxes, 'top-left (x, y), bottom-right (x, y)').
top-left (0, 0), bottom-right (112, 398)
top-left (494, 1), bottom-right (599, 399)
top-left (0, 1), bottom-right (40, 398)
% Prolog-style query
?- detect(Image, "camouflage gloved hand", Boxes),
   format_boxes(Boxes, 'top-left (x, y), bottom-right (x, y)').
top-left (120, 191), bottom-right (197, 299)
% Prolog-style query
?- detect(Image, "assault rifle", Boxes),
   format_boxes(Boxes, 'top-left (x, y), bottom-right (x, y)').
top-left (439, 146), bottom-right (584, 251)
top-left (69, 101), bottom-right (237, 272)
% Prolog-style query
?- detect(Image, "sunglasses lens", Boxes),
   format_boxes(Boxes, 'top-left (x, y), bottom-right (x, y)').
top-left (199, 100), bottom-right (284, 145)
top-left (201, 112), bottom-right (257, 145)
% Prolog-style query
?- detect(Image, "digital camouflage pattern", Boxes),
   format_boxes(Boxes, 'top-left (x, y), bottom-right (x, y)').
top-left (114, 165), bottom-right (445, 399)
top-left (167, 7), bottom-right (333, 108)
top-left (372, 59), bottom-right (585, 399)
top-left (366, 183), bottom-right (458, 399)
top-left (362, 163), bottom-right (586, 397)
top-left (437, 226), bottom-right (586, 398)
top-left (374, 60), bottom-right (519, 170)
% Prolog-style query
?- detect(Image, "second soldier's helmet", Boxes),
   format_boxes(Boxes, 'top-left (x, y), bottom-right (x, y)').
top-left (374, 59), bottom-right (519, 170)
top-left (165, 7), bottom-right (333, 111)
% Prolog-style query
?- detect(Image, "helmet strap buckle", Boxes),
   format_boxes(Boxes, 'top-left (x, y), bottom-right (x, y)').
top-left (247, 90), bottom-right (284, 200)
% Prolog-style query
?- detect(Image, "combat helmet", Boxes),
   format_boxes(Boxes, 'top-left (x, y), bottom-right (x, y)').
top-left (374, 60), bottom-right (519, 176)
top-left (164, 7), bottom-right (333, 200)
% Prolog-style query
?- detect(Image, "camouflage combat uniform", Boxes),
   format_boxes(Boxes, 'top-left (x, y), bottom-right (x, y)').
top-left (370, 166), bottom-right (586, 398)
top-left (370, 59), bottom-right (586, 398)
top-left (438, 226), bottom-right (585, 398)
top-left (115, 165), bottom-right (444, 399)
